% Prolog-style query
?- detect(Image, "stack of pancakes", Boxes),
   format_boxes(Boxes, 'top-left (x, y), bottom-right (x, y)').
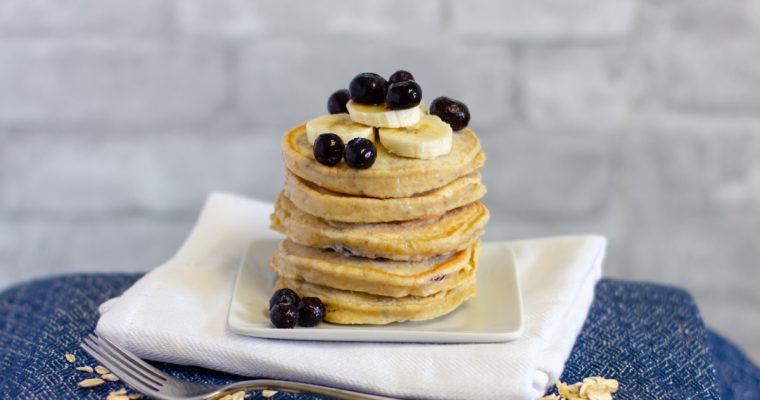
top-left (270, 124), bottom-right (489, 325)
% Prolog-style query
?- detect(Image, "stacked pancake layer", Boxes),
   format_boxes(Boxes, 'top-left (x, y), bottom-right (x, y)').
top-left (271, 123), bottom-right (489, 324)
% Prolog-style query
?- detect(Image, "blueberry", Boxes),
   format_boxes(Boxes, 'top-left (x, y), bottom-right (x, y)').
top-left (313, 133), bottom-right (344, 166)
top-left (298, 297), bottom-right (326, 327)
top-left (386, 81), bottom-right (422, 110)
top-left (348, 73), bottom-right (387, 105)
top-left (270, 303), bottom-right (299, 328)
top-left (327, 89), bottom-right (350, 114)
top-left (388, 70), bottom-right (415, 84)
top-left (430, 96), bottom-right (471, 131)
top-left (269, 288), bottom-right (300, 310)
top-left (344, 138), bottom-right (377, 169)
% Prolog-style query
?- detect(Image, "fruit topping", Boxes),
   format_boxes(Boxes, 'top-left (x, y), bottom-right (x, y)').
top-left (327, 89), bottom-right (350, 114)
top-left (348, 73), bottom-right (387, 105)
top-left (388, 70), bottom-right (415, 84)
top-left (306, 114), bottom-right (374, 145)
top-left (378, 114), bottom-right (453, 160)
top-left (387, 81), bottom-right (422, 110)
top-left (346, 100), bottom-right (423, 128)
top-left (269, 288), bottom-right (300, 310)
top-left (430, 96), bottom-right (471, 131)
top-left (313, 133), bottom-right (345, 166)
top-left (298, 297), bottom-right (326, 327)
top-left (344, 137), bottom-right (377, 169)
top-left (270, 303), bottom-right (299, 328)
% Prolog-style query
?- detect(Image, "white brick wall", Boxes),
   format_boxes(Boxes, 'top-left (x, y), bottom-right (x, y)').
top-left (236, 39), bottom-right (514, 130)
top-left (450, 0), bottom-right (637, 40)
top-left (176, 0), bottom-right (444, 38)
top-left (1, 0), bottom-right (758, 360)
top-left (0, 41), bottom-right (228, 129)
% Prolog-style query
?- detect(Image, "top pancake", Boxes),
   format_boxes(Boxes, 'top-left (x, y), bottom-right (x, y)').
top-left (282, 124), bottom-right (485, 199)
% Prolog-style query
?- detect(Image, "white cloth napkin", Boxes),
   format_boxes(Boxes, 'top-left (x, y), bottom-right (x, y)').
top-left (97, 192), bottom-right (606, 400)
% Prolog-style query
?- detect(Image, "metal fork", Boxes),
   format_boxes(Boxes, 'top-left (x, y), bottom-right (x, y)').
top-left (81, 333), bottom-right (395, 400)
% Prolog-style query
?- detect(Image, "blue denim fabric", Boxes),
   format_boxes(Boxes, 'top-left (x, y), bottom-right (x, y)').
top-left (1, 275), bottom-right (758, 399)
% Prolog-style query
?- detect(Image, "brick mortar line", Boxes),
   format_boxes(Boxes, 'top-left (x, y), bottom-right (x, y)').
top-left (2, 210), bottom-right (200, 224)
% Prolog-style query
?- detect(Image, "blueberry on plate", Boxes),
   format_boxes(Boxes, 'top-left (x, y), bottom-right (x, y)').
top-left (269, 288), bottom-right (300, 310)
top-left (313, 133), bottom-right (344, 166)
top-left (327, 89), bottom-right (350, 114)
top-left (429, 96), bottom-right (471, 131)
top-left (298, 297), bottom-right (326, 327)
top-left (386, 81), bottom-right (422, 110)
top-left (344, 138), bottom-right (377, 169)
top-left (388, 70), bottom-right (415, 84)
top-left (348, 73), bottom-right (387, 105)
top-left (270, 303), bottom-right (299, 328)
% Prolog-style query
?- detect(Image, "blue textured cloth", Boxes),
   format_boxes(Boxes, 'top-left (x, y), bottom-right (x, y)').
top-left (1, 275), bottom-right (758, 399)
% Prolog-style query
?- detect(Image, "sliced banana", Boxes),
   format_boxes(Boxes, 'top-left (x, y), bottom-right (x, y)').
top-left (346, 100), bottom-right (424, 128)
top-left (378, 114), bottom-right (453, 160)
top-left (305, 114), bottom-right (375, 144)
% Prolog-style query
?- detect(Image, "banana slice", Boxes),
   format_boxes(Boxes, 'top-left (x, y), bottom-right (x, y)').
top-left (419, 101), bottom-right (428, 114)
top-left (346, 100), bottom-right (424, 128)
top-left (378, 114), bottom-right (453, 160)
top-left (305, 114), bottom-right (375, 144)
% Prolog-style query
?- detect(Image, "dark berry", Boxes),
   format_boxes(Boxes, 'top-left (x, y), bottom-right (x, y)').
top-left (270, 303), bottom-right (299, 328)
top-left (269, 288), bottom-right (300, 310)
top-left (313, 133), bottom-right (344, 166)
top-left (298, 297), bottom-right (326, 327)
top-left (327, 89), bottom-right (350, 114)
top-left (430, 96), bottom-right (471, 131)
top-left (386, 81), bottom-right (422, 110)
top-left (388, 70), bottom-right (415, 84)
top-left (344, 138), bottom-right (377, 169)
top-left (348, 73), bottom-right (387, 105)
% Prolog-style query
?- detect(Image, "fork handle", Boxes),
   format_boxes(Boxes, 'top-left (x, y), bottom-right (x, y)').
top-left (219, 379), bottom-right (397, 400)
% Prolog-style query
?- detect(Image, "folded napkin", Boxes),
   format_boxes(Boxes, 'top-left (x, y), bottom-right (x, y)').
top-left (97, 192), bottom-right (606, 400)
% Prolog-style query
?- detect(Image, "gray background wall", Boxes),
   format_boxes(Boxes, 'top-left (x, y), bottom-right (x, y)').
top-left (1, 0), bottom-right (759, 361)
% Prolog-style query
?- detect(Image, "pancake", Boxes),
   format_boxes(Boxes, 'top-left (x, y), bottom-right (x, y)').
top-left (283, 169), bottom-right (486, 223)
top-left (271, 239), bottom-right (480, 298)
top-left (271, 194), bottom-right (489, 261)
top-left (276, 276), bottom-right (477, 325)
top-left (282, 123), bottom-right (485, 199)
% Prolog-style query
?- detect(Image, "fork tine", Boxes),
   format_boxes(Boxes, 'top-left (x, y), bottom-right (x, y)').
top-left (85, 337), bottom-right (165, 387)
top-left (81, 338), bottom-right (162, 395)
top-left (83, 335), bottom-right (164, 388)
top-left (92, 333), bottom-right (169, 381)
top-left (83, 335), bottom-right (165, 389)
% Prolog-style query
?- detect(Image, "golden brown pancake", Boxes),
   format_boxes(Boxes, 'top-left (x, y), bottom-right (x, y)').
top-left (281, 124), bottom-right (485, 199)
top-left (276, 275), bottom-right (477, 325)
top-left (271, 239), bottom-right (480, 298)
top-left (283, 169), bottom-right (486, 223)
top-left (271, 193), bottom-right (489, 261)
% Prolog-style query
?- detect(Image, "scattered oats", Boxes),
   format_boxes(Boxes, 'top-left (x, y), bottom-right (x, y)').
top-left (262, 389), bottom-right (278, 398)
top-left (127, 394), bottom-right (143, 399)
top-left (75, 366), bottom-right (94, 373)
top-left (546, 377), bottom-right (619, 400)
top-left (557, 380), bottom-right (582, 400)
top-left (78, 378), bottom-right (105, 388)
top-left (101, 373), bottom-right (120, 382)
top-left (65, 353), bottom-right (76, 364)
top-left (586, 392), bottom-right (612, 400)
top-left (218, 392), bottom-right (246, 400)
top-left (107, 389), bottom-right (130, 400)
top-left (94, 365), bottom-right (111, 375)
top-left (230, 391), bottom-right (246, 400)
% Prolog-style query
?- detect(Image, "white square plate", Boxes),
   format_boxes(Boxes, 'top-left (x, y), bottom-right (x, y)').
top-left (227, 239), bottom-right (524, 343)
